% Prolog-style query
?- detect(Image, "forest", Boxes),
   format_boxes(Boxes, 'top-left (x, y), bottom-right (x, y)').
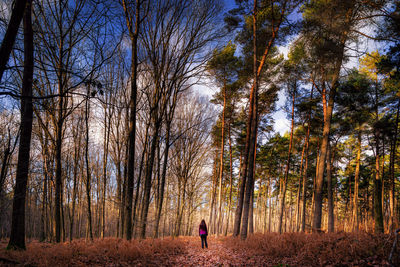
top-left (0, 0), bottom-right (400, 265)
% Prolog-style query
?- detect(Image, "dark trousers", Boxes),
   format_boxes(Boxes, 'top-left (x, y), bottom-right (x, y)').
top-left (200, 234), bottom-right (208, 248)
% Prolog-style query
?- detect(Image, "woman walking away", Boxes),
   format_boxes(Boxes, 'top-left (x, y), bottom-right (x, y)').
top-left (199, 219), bottom-right (208, 249)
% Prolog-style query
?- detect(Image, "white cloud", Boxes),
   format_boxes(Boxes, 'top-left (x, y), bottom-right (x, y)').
top-left (273, 113), bottom-right (290, 136)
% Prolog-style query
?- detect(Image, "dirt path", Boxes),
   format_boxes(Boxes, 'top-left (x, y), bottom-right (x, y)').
top-left (173, 237), bottom-right (233, 267)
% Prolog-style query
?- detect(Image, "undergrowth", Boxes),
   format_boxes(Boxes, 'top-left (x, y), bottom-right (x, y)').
top-left (0, 232), bottom-right (398, 266)
top-left (223, 232), bottom-right (397, 266)
top-left (0, 237), bottom-right (185, 266)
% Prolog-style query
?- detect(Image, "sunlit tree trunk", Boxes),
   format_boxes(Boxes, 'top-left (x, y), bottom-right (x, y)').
top-left (209, 150), bottom-right (218, 234)
top-left (217, 85), bottom-right (226, 236)
top-left (327, 142), bottom-right (334, 233)
top-left (352, 132), bottom-right (361, 231)
top-left (301, 113), bottom-right (311, 232)
top-left (374, 86), bottom-right (384, 233)
top-left (295, 132), bottom-right (306, 232)
top-left (239, 0), bottom-right (258, 240)
top-left (389, 99), bottom-right (399, 231)
top-left (278, 87), bottom-right (296, 234)
top-left (224, 122), bottom-right (233, 236)
top-left (313, 80), bottom-right (335, 232)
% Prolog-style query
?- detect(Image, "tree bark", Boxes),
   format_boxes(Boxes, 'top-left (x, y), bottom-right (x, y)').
top-left (217, 85), bottom-right (226, 236)
top-left (133, 122), bottom-right (150, 237)
top-left (209, 150), bottom-right (218, 234)
top-left (102, 100), bottom-right (112, 238)
top-left (236, 0), bottom-right (258, 239)
top-left (312, 80), bottom-right (335, 232)
top-left (85, 88), bottom-right (93, 241)
top-left (389, 99), bottom-right (399, 231)
top-left (122, 0), bottom-right (140, 241)
top-left (327, 142), bottom-right (334, 233)
top-left (7, 0), bottom-right (33, 250)
top-left (0, 0), bottom-right (29, 82)
top-left (278, 87), bottom-right (296, 234)
top-left (295, 131), bottom-right (306, 232)
top-left (0, 134), bottom-right (11, 199)
top-left (154, 118), bottom-right (172, 238)
top-left (140, 121), bottom-right (161, 238)
top-left (225, 122), bottom-right (233, 236)
top-left (352, 132), bottom-right (361, 231)
top-left (236, 0), bottom-right (284, 238)
top-left (70, 124), bottom-right (81, 241)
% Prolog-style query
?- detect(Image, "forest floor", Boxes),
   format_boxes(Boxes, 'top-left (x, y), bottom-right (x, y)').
top-left (0, 232), bottom-right (398, 266)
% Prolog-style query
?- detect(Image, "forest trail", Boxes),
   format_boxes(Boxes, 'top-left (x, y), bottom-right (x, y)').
top-left (174, 237), bottom-right (232, 267)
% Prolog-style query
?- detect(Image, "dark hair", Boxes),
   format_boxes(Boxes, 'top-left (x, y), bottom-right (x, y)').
top-left (200, 219), bottom-right (207, 230)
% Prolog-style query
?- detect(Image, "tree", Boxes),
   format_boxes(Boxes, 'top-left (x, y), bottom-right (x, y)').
top-left (32, 0), bottom-right (113, 242)
top-left (121, 0), bottom-right (143, 241)
top-left (300, 0), bottom-right (382, 232)
top-left (359, 52), bottom-right (386, 233)
top-left (336, 70), bottom-right (373, 231)
top-left (137, 0), bottom-right (222, 238)
top-left (207, 42), bottom-right (240, 236)
top-left (227, 0), bottom-right (300, 239)
top-left (7, 0), bottom-right (33, 250)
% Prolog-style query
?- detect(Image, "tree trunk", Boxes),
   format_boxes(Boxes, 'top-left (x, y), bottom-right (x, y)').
top-left (374, 84), bottom-right (384, 233)
top-left (209, 150), bottom-right (218, 234)
top-left (295, 132), bottom-right (306, 232)
top-left (40, 153), bottom-right (48, 242)
top-left (278, 87), bottom-right (296, 234)
top-left (240, 81), bottom-right (258, 239)
top-left (0, 134), bottom-right (11, 199)
top-left (353, 132), bottom-right (361, 231)
top-left (225, 122), bottom-right (233, 236)
top-left (102, 105), bottom-right (111, 238)
top-left (122, 0), bottom-right (140, 240)
top-left (313, 81), bottom-right (335, 232)
top-left (133, 122), bottom-right (149, 237)
top-left (217, 85), bottom-right (226, 236)
top-left (70, 119), bottom-right (82, 241)
top-left (374, 133), bottom-right (384, 233)
top-left (327, 142), bottom-right (334, 233)
top-left (236, 0), bottom-right (284, 238)
top-left (7, 0), bottom-right (33, 249)
top-left (381, 138), bottom-right (385, 232)
top-left (249, 183), bottom-right (254, 234)
top-left (140, 121), bottom-right (161, 238)
top-left (389, 99), bottom-right (399, 231)
top-left (85, 89), bottom-right (93, 241)
top-left (0, 0), bottom-right (29, 82)
top-left (154, 120), bottom-right (171, 238)
top-left (238, 0), bottom-right (258, 240)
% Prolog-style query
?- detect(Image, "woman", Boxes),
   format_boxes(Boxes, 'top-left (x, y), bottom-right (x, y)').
top-left (199, 219), bottom-right (208, 249)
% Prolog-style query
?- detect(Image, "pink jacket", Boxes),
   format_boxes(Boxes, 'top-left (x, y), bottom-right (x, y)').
top-left (199, 225), bottom-right (208, 236)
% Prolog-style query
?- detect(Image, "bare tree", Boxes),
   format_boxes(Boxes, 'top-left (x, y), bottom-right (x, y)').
top-left (7, 0), bottom-right (33, 250)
